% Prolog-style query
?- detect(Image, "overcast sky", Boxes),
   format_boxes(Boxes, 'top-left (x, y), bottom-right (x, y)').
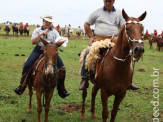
top-left (0, 0), bottom-right (163, 33)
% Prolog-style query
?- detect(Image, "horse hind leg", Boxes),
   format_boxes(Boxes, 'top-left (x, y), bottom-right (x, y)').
top-left (110, 93), bottom-right (126, 122)
top-left (91, 85), bottom-right (99, 119)
top-left (28, 85), bottom-right (33, 113)
top-left (80, 89), bottom-right (87, 121)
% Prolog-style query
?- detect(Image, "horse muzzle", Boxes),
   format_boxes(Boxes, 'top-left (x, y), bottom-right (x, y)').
top-left (133, 46), bottom-right (145, 59)
top-left (45, 66), bottom-right (54, 75)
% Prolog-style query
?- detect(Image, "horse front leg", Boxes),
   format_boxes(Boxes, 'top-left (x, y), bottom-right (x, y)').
top-left (36, 91), bottom-right (42, 122)
top-left (91, 85), bottom-right (99, 119)
top-left (44, 90), bottom-right (54, 122)
top-left (110, 92), bottom-right (126, 122)
top-left (80, 89), bottom-right (87, 121)
top-left (28, 85), bottom-right (33, 113)
top-left (101, 88), bottom-right (108, 122)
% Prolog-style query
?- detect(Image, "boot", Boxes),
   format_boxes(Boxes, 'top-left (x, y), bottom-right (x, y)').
top-left (57, 69), bottom-right (70, 98)
top-left (14, 85), bottom-right (26, 95)
top-left (79, 78), bottom-right (89, 90)
top-left (14, 76), bottom-right (26, 95)
top-left (127, 83), bottom-right (140, 90)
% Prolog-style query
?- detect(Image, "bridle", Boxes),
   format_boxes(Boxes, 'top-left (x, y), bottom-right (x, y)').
top-left (112, 20), bottom-right (144, 62)
top-left (43, 43), bottom-right (58, 77)
top-left (39, 43), bottom-right (59, 106)
top-left (125, 20), bottom-right (144, 43)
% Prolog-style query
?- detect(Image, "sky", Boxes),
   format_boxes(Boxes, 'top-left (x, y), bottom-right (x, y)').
top-left (0, 0), bottom-right (163, 34)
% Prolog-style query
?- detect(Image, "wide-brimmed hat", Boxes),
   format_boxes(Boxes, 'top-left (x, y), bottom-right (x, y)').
top-left (40, 14), bottom-right (53, 23)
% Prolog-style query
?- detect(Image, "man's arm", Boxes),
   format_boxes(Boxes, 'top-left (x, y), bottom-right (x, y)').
top-left (31, 29), bottom-right (48, 45)
top-left (84, 22), bottom-right (94, 46)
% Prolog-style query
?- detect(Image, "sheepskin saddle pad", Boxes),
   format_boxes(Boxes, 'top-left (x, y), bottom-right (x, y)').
top-left (79, 39), bottom-right (115, 73)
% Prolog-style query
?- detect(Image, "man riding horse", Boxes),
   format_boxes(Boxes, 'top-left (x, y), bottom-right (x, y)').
top-left (14, 14), bottom-right (70, 98)
top-left (4, 21), bottom-right (10, 35)
top-left (79, 0), bottom-right (139, 91)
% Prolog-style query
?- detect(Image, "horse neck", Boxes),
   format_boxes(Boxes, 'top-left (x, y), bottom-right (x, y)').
top-left (112, 26), bottom-right (131, 62)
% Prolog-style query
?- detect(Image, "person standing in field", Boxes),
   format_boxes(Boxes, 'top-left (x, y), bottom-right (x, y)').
top-left (14, 14), bottom-right (70, 98)
top-left (79, 0), bottom-right (139, 90)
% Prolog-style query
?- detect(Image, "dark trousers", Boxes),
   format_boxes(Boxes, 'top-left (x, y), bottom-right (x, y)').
top-left (81, 49), bottom-right (89, 79)
top-left (20, 45), bottom-right (64, 84)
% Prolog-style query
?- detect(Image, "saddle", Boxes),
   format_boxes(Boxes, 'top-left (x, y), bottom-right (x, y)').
top-left (21, 54), bottom-right (44, 87)
top-left (84, 39), bottom-right (114, 72)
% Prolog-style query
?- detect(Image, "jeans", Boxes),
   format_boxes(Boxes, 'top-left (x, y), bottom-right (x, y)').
top-left (20, 45), bottom-right (64, 84)
top-left (81, 49), bottom-right (89, 79)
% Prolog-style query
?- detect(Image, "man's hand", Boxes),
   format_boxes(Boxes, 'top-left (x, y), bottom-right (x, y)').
top-left (88, 37), bottom-right (95, 46)
top-left (41, 29), bottom-right (48, 35)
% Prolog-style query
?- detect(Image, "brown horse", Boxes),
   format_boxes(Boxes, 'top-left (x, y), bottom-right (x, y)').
top-left (12, 25), bottom-right (18, 35)
top-left (23, 27), bottom-right (30, 36)
top-left (26, 38), bottom-right (65, 122)
top-left (19, 27), bottom-right (24, 35)
top-left (80, 9), bottom-right (146, 122)
top-left (76, 30), bottom-right (81, 38)
top-left (146, 34), bottom-right (153, 48)
top-left (156, 36), bottom-right (163, 51)
top-left (4, 26), bottom-right (10, 35)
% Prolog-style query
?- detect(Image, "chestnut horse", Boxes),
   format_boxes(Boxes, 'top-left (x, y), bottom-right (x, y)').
top-left (26, 38), bottom-right (65, 122)
top-left (80, 9), bottom-right (146, 122)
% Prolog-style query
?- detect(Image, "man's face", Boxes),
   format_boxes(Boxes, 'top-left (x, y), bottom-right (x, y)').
top-left (103, 0), bottom-right (115, 12)
top-left (43, 20), bottom-right (52, 29)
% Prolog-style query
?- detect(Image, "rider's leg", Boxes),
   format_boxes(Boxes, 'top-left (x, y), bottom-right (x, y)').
top-left (79, 49), bottom-right (89, 90)
top-left (14, 45), bottom-right (43, 95)
top-left (56, 55), bottom-right (70, 98)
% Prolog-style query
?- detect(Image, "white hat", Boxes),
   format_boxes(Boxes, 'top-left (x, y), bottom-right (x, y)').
top-left (40, 14), bottom-right (53, 23)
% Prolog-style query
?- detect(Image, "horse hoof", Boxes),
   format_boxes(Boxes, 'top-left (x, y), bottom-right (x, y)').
top-left (28, 109), bottom-right (31, 113)
top-left (80, 115), bottom-right (85, 121)
top-left (91, 114), bottom-right (97, 119)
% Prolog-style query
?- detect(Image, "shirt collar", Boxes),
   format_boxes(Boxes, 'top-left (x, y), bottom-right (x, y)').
top-left (103, 6), bottom-right (116, 12)
top-left (41, 26), bottom-right (53, 31)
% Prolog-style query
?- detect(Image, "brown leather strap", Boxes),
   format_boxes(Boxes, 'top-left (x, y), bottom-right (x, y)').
top-left (94, 35), bottom-right (112, 41)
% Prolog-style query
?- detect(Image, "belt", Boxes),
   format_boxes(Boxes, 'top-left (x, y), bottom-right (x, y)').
top-left (94, 35), bottom-right (113, 41)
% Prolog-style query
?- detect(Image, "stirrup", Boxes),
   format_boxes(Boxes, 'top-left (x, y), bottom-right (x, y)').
top-left (127, 84), bottom-right (140, 90)
top-left (79, 79), bottom-right (89, 90)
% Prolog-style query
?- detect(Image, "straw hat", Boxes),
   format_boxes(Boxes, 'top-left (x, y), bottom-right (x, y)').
top-left (40, 14), bottom-right (53, 23)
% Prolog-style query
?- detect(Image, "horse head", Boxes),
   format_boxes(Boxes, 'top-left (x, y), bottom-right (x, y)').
top-left (40, 38), bottom-right (65, 76)
top-left (122, 9), bottom-right (147, 60)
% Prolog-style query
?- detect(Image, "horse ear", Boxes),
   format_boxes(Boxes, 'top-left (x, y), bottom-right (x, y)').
top-left (55, 41), bottom-right (65, 47)
top-left (122, 9), bottom-right (129, 21)
top-left (40, 37), bottom-right (48, 46)
top-left (138, 11), bottom-right (147, 21)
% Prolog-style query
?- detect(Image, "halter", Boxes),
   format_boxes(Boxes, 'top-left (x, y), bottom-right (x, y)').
top-left (112, 20), bottom-right (144, 62)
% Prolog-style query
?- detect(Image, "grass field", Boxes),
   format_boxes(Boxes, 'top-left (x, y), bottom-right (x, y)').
top-left (0, 36), bottom-right (162, 122)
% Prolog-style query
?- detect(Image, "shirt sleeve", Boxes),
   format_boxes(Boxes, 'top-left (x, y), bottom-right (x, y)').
top-left (86, 9), bottom-right (99, 25)
top-left (54, 29), bottom-right (60, 42)
top-left (31, 28), bottom-right (40, 40)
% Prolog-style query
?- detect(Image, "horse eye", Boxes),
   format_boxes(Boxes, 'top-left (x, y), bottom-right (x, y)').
top-left (126, 28), bottom-right (130, 34)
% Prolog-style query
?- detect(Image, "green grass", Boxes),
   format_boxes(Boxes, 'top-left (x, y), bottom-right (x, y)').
top-left (0, 37), bottom-right (162, 122)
